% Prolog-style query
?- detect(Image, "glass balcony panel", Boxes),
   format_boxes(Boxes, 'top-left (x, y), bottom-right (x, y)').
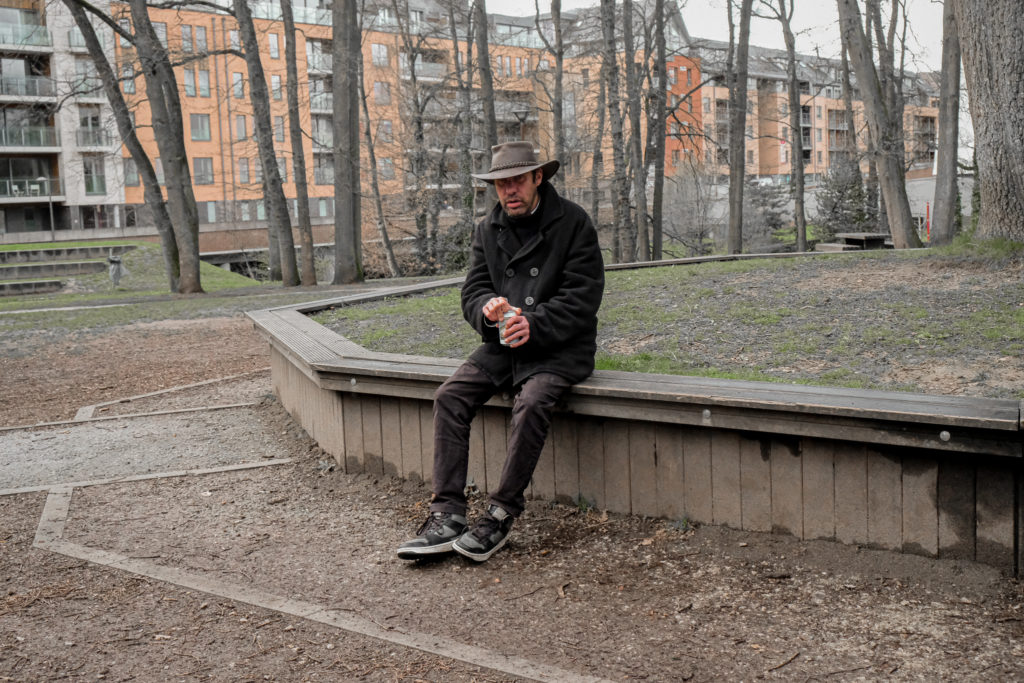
top-left (0, 126), bottom-right (58, 147)
top-left (309, 91), bottom-right (333, 110)
top-left (69, 28), bottom-right (105, 49)
top-left (77, 129), bottom-right (112, 146)
top-left (0, 176), bottom-right (62, 197)
top-left (0, 22), bottom-right (51, 47)
top-left (0, 75), bottom-right (55, 97)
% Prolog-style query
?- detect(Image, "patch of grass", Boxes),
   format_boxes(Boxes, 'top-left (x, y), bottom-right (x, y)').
top-left (726, 301), bottom-right (793, 325)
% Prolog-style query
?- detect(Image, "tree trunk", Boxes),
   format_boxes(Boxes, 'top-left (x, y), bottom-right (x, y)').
top-left (332, 0), bottom-right (363, 283)
top-left (535, 0), bottom-right (564, 193)
top-left (836, 0), bottom-right (921, 248)
top-left (282, 0), bottom-right (317, 285)
top-left (358, 47), bottom-right (400, 277)
top-left (777, 0), bottom-right (806, 252)
top-left (590, 76), bottom-right (607, 229)
top-left (650, 0), bottom-right (667, 260)
top-left (600, 0), bottom-right (631, 263)
top-left (726, 0), bottom-right (754, 254)
top-left (64, 0), bottom-right (180, 292)
top-left (128, 0), bottom-right (202, 292)
top-left (234, 0), bottom-right (298, 286)
top-left (622, 0), bottom-right (648, 261)
top-left (448, 0), bottom-right (476, 260)
top-left (951, 0), bottom-right (1024, 241)
top-left (474, 0), bottom-right (498, 208)
top-left (931, 0), bottom-right (960, 246)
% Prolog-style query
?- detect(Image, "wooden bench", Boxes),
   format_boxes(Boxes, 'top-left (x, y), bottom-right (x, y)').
top-left (249, 282), bottom-right (1024, 575)
top-left (833, 232), bottom-right (893, 250)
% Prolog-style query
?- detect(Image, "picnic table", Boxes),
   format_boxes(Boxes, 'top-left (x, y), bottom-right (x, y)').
top-left (833, 232), bottom-right (892, 249)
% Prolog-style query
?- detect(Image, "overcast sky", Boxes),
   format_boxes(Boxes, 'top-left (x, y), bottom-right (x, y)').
top-left (498, 0), bottom-right (946, 72)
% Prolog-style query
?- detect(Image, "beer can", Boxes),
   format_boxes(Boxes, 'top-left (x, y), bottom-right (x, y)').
top-left (498, 308), bottom-right (516, 346)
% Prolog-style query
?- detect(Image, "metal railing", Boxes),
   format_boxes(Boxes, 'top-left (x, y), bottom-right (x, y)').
top-left (0, 126), bottom-right (58, 147)
top-left (401, 61), bottom-right (448, 80)
top-left (0, 176), bottom-right (61, 198)
top-left (309, 91), bottom-right (333, 110)
top-left (0, 75), bottom-right (55, 98)
top-left (69, 28), bottom-right (105, 49)
top-left (0, 22), bottom-right (51, 48)
top-left (76, 129), bottom-right (113, 146)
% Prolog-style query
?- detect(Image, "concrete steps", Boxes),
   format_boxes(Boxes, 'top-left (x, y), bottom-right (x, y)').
top-left (0, 244), bottom-right (134, 264)
top-left (0, 260), bottom-right (106, 280)
top-left (0, 279), bottom-right (65, 296)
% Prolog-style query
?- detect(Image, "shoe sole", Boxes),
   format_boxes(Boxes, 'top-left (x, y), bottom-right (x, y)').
top-left (396, 539), bottom-right (457, 560)
top-left (452, 535), bottom-right (509, 562)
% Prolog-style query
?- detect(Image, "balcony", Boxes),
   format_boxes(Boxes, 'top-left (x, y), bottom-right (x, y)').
top-left (252, 2), bottom-right (332, 26)
top-left (307, 55), bottom-right (330, 73)
top-left (68, 28), bottom-right (106, 51)
top-left (0, 22), bottom-right (51, 50)
top-left (314, 168), bottom-right (334, 185)
top-left (401, 61), bottom-right (448, 81)
top-left (0, 176), bottom-right (62, 199)
top-left (0, 75), bottom-right (55, 98)
top-left (309, 91), bottom-right (333, 111)
top-left (84, 175), bottom-right (106, 195)
top-left (77, 129), bottom-right (114, 147)
top-left (0, 126), bottom-right (58, 148)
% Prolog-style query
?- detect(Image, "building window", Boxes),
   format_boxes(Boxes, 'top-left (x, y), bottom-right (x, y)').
top-left (671, 149), bottom-right (680, 164)
top-left (271, 74), bottom-right (282, 100)
top-left (233, 72), bottom-right (244, 98)
top-left (123, 158), bottom-right (139, 186)
top-left (269, 33), bottom-right (279, 58)
top-left (195, 25), bottom-right (207, 53)
top-left (817, 150), bottom-right (823, 163)
top-left (277, 156), bottom-right (287, 182)
top-left (194, 157), bottom-right (214, 184)
top-left (816, 105), bottom-right (822, 119)
top-left (235, 114), bottom-right (247, 140)
top-left (505, 56), bottom-right (512, 77)
top-left (121, 64), bottom-right (135, 93)
top-left (253, 158), bottom-right (263, 184)
top-left (118, 18), bottom-right (131, 47)
top-left (374, 81), bottom-right (390, 105)
top-left (747, 150), bottom-right (754, 164)
top-left (153, 22), bottom-right (167, 47)
top-left (182, 25), bottom-right (193, 53)
top-left (154, 158), bottom-right (164, 185)
top-left (372, 43), bottom-right (388, 67)
top-left (183, 69), bottom-right (196, 96)
top-left (239, 200), bottom-right (251, 221)
top-left (379, 157), bottom-right (394, 179)
top-left (274, 116), bottom-right (285, 142)
top-left (256, 200), bottom-right (266, 220)
top-left (229, 30), bottom-right (239, 50)
top-left (238, 157), bottom-right (250, 184)
top-left (515, 57), bottom-right (522, 77)
top-left (318, 198), bottom-right (328, 217)
top-left (523, 57), bottom-right (529, 74)
top-left (377, 119), bottom-right (392, 143)
top-left (203, 201), bottom-right (216, 223)
top-left (83, 156), bottom-right (106, 195)
top-left (815, 128), bottom-right (822, 143)
top-left (198, 70), bottom-right (210, 97)
top-left (190, 113), bottom-right (211, 141)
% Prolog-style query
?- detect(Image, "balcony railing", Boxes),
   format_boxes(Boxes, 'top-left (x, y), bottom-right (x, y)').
top-left (84, 175), bottom-right (106, 195)
top-left (71, 75), bottom-right (104, 97)
top-left (77, 129), bottom-right (113, 146)
top-left (314, 169), bottom-right (334, 185)
top-left (0, 126), bottom-right (58, 147)
top-left (0, 176), bottom-right (62, 198)
top-left (401, 61), bottom-right (448, 80)
top-left (252, 2), bottom-right (332, 26)
top-left (69, 28), bottom-right (105, 49)
top-left (0, 75), bottom-right (55, 98)
top-left (307, 55), bottom-right (331, 72)
top-left (0, 22), bottom-right (51, 48)
top-left (309, 91), bottom-right (333, 110)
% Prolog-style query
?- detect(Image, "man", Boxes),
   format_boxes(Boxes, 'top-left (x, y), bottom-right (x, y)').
top-left (397, 141), bottom-right (605, 563)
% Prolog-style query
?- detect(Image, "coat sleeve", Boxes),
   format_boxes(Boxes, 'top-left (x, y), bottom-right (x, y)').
top-left (461, 219), bottom-right (501, 341)
top-left (525, 212), bottom-right (605, 349)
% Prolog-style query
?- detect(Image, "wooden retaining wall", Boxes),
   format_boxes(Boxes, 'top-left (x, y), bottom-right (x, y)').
top-left (250, 287), bottom-right (1024, 575)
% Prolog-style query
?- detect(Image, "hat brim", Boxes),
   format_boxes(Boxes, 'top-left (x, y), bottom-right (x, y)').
top-left (471, 160), bottom-right (560, 184)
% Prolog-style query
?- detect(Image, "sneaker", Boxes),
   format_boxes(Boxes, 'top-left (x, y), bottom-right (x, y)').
top-left (453, 505), bottom-right (515, 562)
top-left (396, 511), bottom-right (468, 560)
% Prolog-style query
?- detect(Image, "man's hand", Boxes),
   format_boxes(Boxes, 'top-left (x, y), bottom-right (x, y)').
top-left (483, 296), bottom-right (511, 322)
top-left (502, 312), bottom-right (530, 348)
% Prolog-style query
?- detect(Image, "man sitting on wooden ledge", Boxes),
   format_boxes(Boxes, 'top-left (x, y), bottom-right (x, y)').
top-left (397, 141), bottom-right (605, 563)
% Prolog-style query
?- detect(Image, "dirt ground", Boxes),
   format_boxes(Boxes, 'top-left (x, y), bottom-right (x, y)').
top-left (2, 272), bottom-right (1024, 680)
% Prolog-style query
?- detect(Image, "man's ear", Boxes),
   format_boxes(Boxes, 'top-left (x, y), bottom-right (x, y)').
top-left (533, 169), bottom-right (544, 186)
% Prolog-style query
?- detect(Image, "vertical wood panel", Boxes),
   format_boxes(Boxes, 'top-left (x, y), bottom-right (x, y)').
top-left (866, 449), bottom-right (902, 551)
top-left (740, 436), bottom-right (771, 532)
top-left (802, 439), bottom-right (835, 540)
top-left (833, 443), bottom-right (867, 545)
top-left (976, 465), bottom-right (1015, 571)
top-left (552, 414), bottom-right (580, 505)
top-left (483, 408), bottom-right (507, 496)
top-left (342, 393), bottom-right (363, 474)
top-left (902, 456), bottom-right (939, 556)
top-left (531, 417), bottom-right (557, 503)
top-left (577, 418), bottom-right (605, 510)
top-left (937, 460), bottom-right (975, 560)
top-left (603, 420), bottom-right (631, 514)
top-left (711, 431), bottom-right (742, 528)
top-left (399, 398), bottom-right (423, 482)
top-left (467, 413), bottom-right (485, 495)
top-left (655, 425), bottom-right (684, 520)
top-left (629, 423), bottom-right (658, 517)
top-left (361, 396), bottom-right (384, 476)
top-left (419, 402), bottom-right (434, 487)
top-left (682, 428), bottom-right (713, 525)
top-left (380, 397), bottom-right (403, 478)
top-left (770, 438), bottom-right (803, 537)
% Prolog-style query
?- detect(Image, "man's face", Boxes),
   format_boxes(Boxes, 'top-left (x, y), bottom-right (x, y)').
top-left (494, 170), bottom-right (543, 217)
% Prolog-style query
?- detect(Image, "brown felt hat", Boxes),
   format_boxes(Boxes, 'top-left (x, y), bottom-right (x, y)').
top-left (471, 141), bottom-right (560, 184)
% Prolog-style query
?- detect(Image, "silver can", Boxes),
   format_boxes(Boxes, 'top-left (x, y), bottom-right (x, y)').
top-left (498, 308), bottom-right (516, 346)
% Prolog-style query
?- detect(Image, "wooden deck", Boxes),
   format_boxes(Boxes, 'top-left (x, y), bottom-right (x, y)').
top-left (249, 281), bottom-right (1024, 575)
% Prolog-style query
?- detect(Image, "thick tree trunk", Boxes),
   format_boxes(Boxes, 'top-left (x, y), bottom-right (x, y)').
top-left (358, 49), bottom-right (400, 277)
top-left (589, 76), bottom-right (607, 229)
top-left (235, 0), bottom-right (298, 287)
top-left (777, 0), bottom-right (806, 252)
top-left (650, 0), bottom-right (667, 260)
top-left (931, 0), bottom-right (960, 246)
top-left (474, 0), bottom-right (498, 208)
top-left (332, 0), bottom-right (363, 283)
top-left (600, 0), bottom-right (631, 263)
top-left (282, 0), bottom-right (317, 285)
top-left (534, 0), bottom-right (565, 193)
top-left (622, 0), bottom-right (648, 261)
top-left (448, 0), bottom-right (476, 242)
top-left (836, 0), bottom-right (921, 248)
top-left (726, 0), bottom-right (753, 254)
top-left (951, 0), bottom-right (1024, 241)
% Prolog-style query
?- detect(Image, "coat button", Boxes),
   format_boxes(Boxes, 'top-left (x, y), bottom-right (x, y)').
top-left (529, 267), bottom-right (539, 276)
top-left (525, 296), bottom-right (535, 305)
top-left (505, 267), bottom-right (515, 277)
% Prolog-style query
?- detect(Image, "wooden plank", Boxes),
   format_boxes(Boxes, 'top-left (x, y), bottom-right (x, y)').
top-left (976, 465), bottom-right (1015, 570)
top-left (711, 431), bottom-right (742, 528)
top-left (399, 398), bottom-right (423, 482)
top-left (740, 436), bottom-right (771, 532)
top-left (552, 414), bottom-right (580, 505)
top-left (380, 397), bottom-right (403, 478)
top-left (902, 456), bottom-right (939, 556)
top-left (833, 443), bottom-right (868, 545)
top-left (866, 449), bottom-right (902, 551)
top-left (802, 439), bottom-right (835, 541)
top-left (655, 425), bottom-right (685, 520)
top-left (937, 460), bottom-right (975, 560)
top-left (770, 437), bottom-right (803, 538)
top-left (531, 436), bottom-right (555, 503)
top-left (342, 393), bottom-right (364, 474)
top-left (603, 420), bottom-right (631, 514)
top-left (361, 396), bottom-right (384, 476)
top-left (467, 412), bottom-right (485, 496)
top-left (682, 428), bottom-right (712, 525)
top-left (483, 408), bottom-right (507, 497)
top-left (629, 423), bottom-right (658, 517)
top-left (419, 402), bottom-right (434, 487)
top-left (577, 418), bottom-right (605, 510)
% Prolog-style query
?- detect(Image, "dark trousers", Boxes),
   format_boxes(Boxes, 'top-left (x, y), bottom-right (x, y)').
top-left (430, 362), bottom-right (572, 518)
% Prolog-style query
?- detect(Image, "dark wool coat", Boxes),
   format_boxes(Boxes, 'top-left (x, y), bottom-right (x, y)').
top-left (461, 180), bottom-right (605, 387)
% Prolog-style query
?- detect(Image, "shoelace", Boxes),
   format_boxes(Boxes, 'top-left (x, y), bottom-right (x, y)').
top-left (417, 512), bottom-right (448, 536)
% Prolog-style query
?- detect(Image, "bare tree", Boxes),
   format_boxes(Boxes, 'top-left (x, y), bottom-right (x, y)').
top-left (726, 0), bottom-right (754, 254)
top-left (445, 0), bottom-right (476, 249)
top-left (649, 0), bottom-right (667, 260)
top-left (473, 0), bottom-right (498, 207)
top-left (333, 0), bottom-right (363, 283)
top-left (622, 0), bottom-right (648, 260)
top-left (534, 0), bottom-right (565, 193)
top-left (600, 0), bottom-right (631, 262)
top-left (282, 0), bottom-right (317, 284)
top-left (950, 0), bottom-right (1023, 241)
top-left (836, 0), bottom-right (921, 248)
top-left (930, 0), bottom-right (959, 246)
